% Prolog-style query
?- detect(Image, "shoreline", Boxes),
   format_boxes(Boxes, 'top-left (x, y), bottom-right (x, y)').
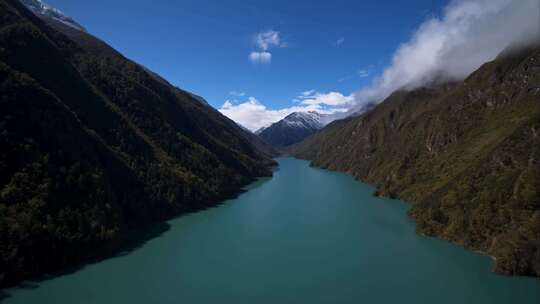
top-left (294, 156), bottom-right (539, 279)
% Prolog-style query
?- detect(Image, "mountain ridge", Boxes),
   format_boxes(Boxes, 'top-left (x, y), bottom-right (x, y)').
top-left (19, 0), bottom-right (85, 31)
top-left (258, 111), bottom-right (327, 147)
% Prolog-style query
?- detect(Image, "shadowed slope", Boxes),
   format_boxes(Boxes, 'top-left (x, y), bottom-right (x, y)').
top-left (0, 0), bottom-right (274, 288)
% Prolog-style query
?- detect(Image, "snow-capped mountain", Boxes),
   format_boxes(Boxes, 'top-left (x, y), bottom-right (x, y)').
top-left (20, 0), bottom-right (86, 32)
top-left (254, 126), bottom-right (267, 135)
top-left (283, 112), bottom-right (326, 130)
top-left (257, 111), bottom-right (328, 147)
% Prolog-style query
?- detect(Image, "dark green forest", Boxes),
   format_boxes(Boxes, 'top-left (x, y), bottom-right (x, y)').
top-left (289, 45), bottom-right (540, 277)
top-left (0, 0), bottom-right (274, 288)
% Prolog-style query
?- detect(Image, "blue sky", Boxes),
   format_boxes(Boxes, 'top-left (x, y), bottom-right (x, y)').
top-left (44, 0), bottom-right (538, 130)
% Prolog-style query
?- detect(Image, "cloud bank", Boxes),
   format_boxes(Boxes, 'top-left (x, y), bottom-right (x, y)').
top-left (219, 93), bottom-right (350, 131)
top-left (352, 0), bottom-right (540, 109)
top-left (296, 90), bottom-right (354, 107)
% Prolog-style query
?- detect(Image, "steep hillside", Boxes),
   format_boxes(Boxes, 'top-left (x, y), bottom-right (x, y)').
top-left (258, 111), bottom-right (326, 147)
top-left (290, 45), bottom-right (540, 276)
top-left (0, 0), bottom-right (274, 287)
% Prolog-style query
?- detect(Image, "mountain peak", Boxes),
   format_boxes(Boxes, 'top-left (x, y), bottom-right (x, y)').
top-left (257, 111), bottom-right (328, 147)
top-left (283, 111), bottom-right (325, 129)
top-left (20, 0), bottom-right (86, 32)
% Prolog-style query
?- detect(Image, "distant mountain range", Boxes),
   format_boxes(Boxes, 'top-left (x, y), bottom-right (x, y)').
top-left (0, 0), bottom-right (274, 288)
top-left (289, 43), bottom-right (540, 277)
top-left (256, 101), bottom-right (378, 148)
top-left (257, 111), bottom-right (327, 147)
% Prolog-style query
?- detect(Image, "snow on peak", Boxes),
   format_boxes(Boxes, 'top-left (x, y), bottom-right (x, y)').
top-left (254, 126), bottom-right (268, 135)
top-left (20, 0), bottom-right (86, 32)
top-left (281, 111), bottom-right (326, 130)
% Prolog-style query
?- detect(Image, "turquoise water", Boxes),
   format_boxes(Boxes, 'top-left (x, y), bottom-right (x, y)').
top-left (2, 158), bottom-right (539, 303)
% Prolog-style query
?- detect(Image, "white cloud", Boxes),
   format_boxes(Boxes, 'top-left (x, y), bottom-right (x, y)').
top-left (255, 30), bottom-right (283, 50)
top-left (219, 95), bottom-right (349, 131)
top-left (249, 30), bottom-right (286, 64)
top-left (351, 0), bottom-right (540, 110)
top-left (358, 69), bottom-right (370, 77)
top-left (335, 37), bottom-right (345, 46)
top-left (338, 68), bottom-right (371, 82)
top-left (302, 90), bottom-right (316, 97)
top-left (229, 90), bottom-right (246, 97)
top-left (249, 51), bottom-right (272, 64)
top-left (297, 91), bottom-right (354, 106)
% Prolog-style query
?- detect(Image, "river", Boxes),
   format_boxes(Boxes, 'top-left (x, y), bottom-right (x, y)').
top-left (2, 158), bottom-right (539, 303)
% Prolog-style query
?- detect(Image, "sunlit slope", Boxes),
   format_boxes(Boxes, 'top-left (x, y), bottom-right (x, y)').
top-left (290, 45), bottom-right (540, 276)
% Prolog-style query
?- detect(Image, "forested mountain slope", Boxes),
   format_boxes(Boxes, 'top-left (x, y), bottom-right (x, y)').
top-left (290, 45), bottom-right (540, 277)
top-left (0, 0), bottom-right (274, 287)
